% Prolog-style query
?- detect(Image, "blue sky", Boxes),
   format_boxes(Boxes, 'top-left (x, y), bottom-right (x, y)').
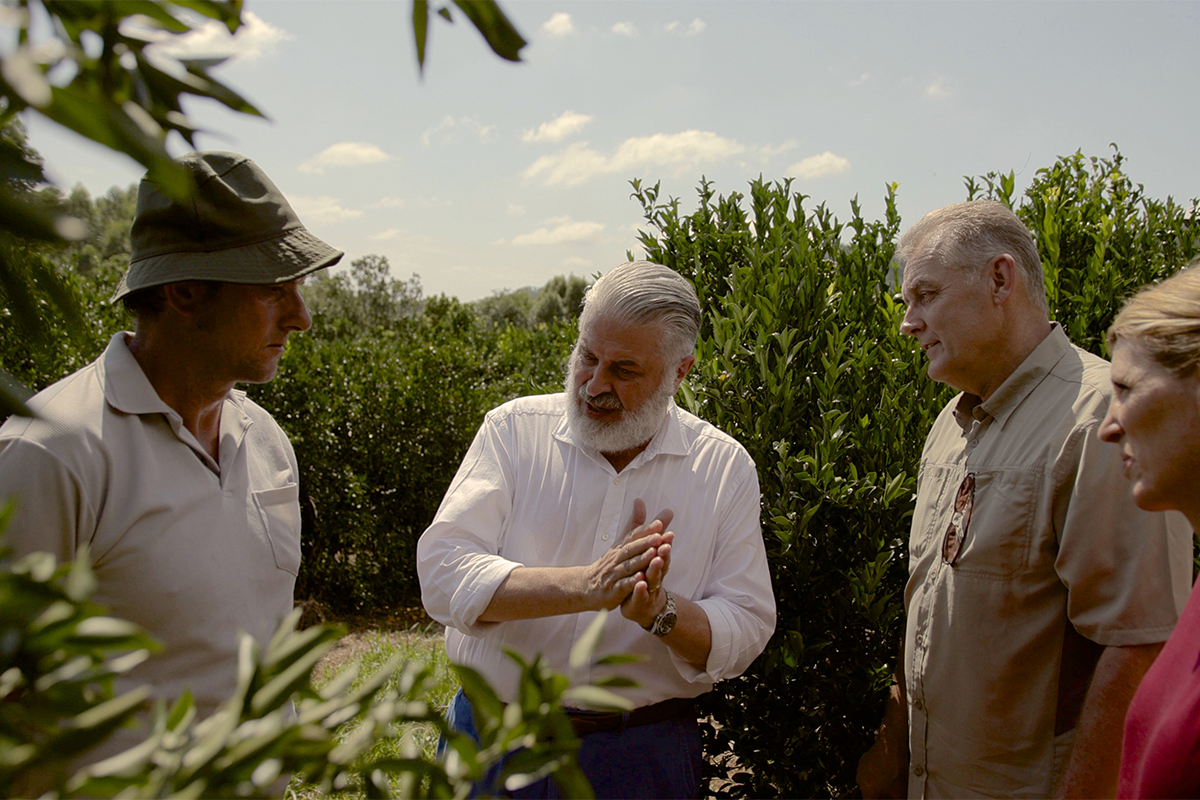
top-left (22, 1), bottom-right (1200, 301)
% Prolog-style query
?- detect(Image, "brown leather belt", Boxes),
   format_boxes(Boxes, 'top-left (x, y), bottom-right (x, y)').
top-left (566, 697), bottom-right (697, 736)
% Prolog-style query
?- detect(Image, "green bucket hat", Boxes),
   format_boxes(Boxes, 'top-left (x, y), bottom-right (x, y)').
top-left (112, 151), bottom-right (343, 301)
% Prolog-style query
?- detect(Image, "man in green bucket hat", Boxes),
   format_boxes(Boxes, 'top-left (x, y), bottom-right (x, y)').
top-left (0, 151), bottom-right (342, 767)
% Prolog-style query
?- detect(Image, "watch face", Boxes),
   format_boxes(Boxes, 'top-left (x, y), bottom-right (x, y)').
top-left (649, 591), bottom-right (677, 636)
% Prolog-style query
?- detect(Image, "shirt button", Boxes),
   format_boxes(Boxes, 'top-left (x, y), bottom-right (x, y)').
top-left (913, 699), bottom-right (924, 711)
top-left (602, 534), bottom-right (609, 541)
top-left (613, 477), bottom-right (620, 485)
top-left (913, 766), bottom-right (924, 776)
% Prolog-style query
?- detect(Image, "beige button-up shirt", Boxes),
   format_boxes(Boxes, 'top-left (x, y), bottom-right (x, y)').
top-left (0, 332), bottom-right (302, 758)
top-left (904, 325), bottom-right (1192, 798)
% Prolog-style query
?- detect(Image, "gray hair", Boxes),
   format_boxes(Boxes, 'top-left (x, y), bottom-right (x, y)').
top-left (1108, 259), bottom-right (1200, 378)
top-left (897, 200), bottom-right (1048, 314)
top-left (579, 261), bottom-right (701, 362)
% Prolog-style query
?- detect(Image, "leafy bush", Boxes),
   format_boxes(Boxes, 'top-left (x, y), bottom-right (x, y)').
top-left (634, 177), bottom-right (941, 797)
top-left (968, 147), bottom-right (1200, 353)
top-left (630, 148), bottom-right (1200, 797)
top-left (250, 278), bottom-right (576, 618)
top-left (1, 522), bottom-right (619, 799)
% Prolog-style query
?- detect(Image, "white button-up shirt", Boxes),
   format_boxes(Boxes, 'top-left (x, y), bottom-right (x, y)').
top-left (418, 393), bottom-right (776, 706)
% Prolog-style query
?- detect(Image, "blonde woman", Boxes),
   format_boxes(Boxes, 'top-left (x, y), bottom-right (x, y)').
top-left (1100, 261), bottom-right (1200, 798)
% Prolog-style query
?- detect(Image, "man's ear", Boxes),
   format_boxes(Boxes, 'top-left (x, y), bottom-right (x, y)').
top-left (674, 354), bottom-right (696, 390)
top-left (162, 281), bottom-right (219, 316)
top-left (988, 254), bottom-right (1018, 305)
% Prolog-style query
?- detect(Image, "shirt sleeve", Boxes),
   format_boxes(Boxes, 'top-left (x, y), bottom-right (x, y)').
top-left (1054, 420), bottom-right (1192, 647)
top-left (416, 412), bottom-right (524, 637)
top-left (676, 458), bottom-right (777, 683)
top-left (0, 436), bottom-right (92, 564)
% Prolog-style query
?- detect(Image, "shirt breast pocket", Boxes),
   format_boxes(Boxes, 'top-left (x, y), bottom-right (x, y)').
top-left (954, 468), bottom-right (1039, 580)
top-left (253, 484), bottom-right (302, 576)
top-left (909, 463), bottom-right (944, 566)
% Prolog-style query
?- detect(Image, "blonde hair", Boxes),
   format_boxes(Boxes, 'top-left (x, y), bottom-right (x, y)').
top-left (897, 200), bottom-right (1048, 314)
top-left (1108, 259), bottom-right (1200, 377)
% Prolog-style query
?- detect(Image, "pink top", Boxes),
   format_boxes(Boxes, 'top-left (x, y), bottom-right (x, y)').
top-left (1119, 576), bottom-right (1200, 799)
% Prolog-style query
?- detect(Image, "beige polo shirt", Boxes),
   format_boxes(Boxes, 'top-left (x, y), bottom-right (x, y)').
top-left (0, 332), bottom-right (301, 758)
top-left (904, 324), bottom-right (1193, 799)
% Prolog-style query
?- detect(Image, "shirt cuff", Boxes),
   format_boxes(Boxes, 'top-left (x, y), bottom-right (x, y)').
top-left (447, 555), bottom-right (523, 636)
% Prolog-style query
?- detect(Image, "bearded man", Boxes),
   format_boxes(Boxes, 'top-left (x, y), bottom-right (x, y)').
top-left (417, 260), bottom-right (776, 799)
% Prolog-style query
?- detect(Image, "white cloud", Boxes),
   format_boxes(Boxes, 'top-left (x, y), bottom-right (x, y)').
top-left (849, 73), bottom-right (871, 87)
top-left (522, 110), bottom-right (593, 143)
top-left (512, 216), bottom-right (605, 246)
top-left (562, 256), bottom-right (593, 268)
top-left (784, 151), bottom-right (851, 180)
top-left (375, 196), bottom-right (405, 208)
top-left (612, 22), bottom-right (637, 37)
top-left (298, 142), bottom-right (394, 174)
top-left (523, 131), bottom-right (745, 187)
top-left (370, 228), bottom-right (402, 241)
top-left (542, 13), bottom-right (575, 37)
top-left (132, 11), bottom-right (289, 62)
top-left (422, 115), bottom-right (496, 146)
top-left (665, 19), bottom-right (706, 36)
top-left (289, 196), bottom-right (363, 224)
top-left (507, 203), bottom-right (526, 216)
top-left (926, 77), bottom-right (952, 99)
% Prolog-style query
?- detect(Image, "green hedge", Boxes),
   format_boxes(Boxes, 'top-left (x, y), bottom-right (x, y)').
top-left (248, 296), bottom-right (575, 617)
top-left (633, 178), bottom-right (941, 797)
top-left (630, 147), bottom-right (1198, 797)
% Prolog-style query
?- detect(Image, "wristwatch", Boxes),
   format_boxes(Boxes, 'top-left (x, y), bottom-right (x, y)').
top-left (643, 590), bottom-right (677, 637)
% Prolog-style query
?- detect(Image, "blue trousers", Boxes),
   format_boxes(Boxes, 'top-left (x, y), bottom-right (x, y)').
top-left (440, 688), bottom-right (703, 799)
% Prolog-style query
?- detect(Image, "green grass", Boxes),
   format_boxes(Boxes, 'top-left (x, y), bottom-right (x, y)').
top-left (286, 623), bottom-right (457, 799)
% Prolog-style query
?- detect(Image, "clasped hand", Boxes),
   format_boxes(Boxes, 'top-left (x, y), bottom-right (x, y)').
top-left (582, 498), bottom-right (674, 627)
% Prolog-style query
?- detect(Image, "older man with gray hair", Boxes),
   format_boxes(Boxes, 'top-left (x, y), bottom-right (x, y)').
top-left (418, 260), bottom-right (776, 798)
top-left (857, 200), bottom-right (1192, 799)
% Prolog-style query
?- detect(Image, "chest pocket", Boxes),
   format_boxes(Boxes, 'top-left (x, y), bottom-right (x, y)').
top-left (953, 467), bottom-right (1040, 580)
top-left (253, 484), bottom-right (302, 575)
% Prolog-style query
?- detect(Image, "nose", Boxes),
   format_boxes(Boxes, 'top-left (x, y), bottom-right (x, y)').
top-left (1099, 403), bottom-right (1122, 444)
top-left (584, 366), bottom-right (610, 397)
top-left (283, 284), bottom-right (312, 333)
top-left (900, 304), bottom-right (922, 337)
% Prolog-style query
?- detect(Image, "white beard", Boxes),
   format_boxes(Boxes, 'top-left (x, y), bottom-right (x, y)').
top-left (564, 362), bottom-right (676, 455)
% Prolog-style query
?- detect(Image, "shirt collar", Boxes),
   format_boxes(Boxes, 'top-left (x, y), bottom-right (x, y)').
top-left (102, 332), bottom-right (176, 416)
top-left (101, 331), bottom-right (249, 476)
top-left (954, 323), bottom-right (1071, 432)
top-left (102, 331), bottom-right (246, 418)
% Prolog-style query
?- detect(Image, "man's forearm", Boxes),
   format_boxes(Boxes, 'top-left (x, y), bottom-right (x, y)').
top-left (1055, 641), bottom-right (1163, 799)
top-left (477, 566), bottom-right (596, 621)
top-left (858, 649), bottom-right (909, 799)
top-left (478, 517), bottom-right (671, 623)
top-left (657, 594), bottom-right (712, 668)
